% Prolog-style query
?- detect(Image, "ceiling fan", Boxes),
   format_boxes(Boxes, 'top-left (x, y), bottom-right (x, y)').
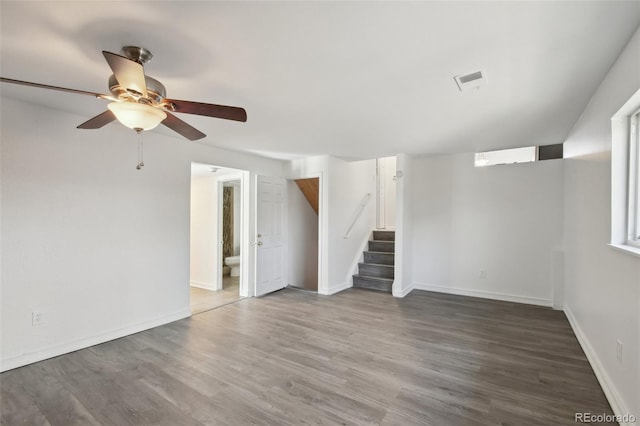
top-left (0, 46), bottom-right (247, 141)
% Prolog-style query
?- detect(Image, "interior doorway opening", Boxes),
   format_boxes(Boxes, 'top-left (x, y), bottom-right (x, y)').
top-left (286, 177), bottom-right (320, 292)
top-left (189, 162), bottom-right (248, 314)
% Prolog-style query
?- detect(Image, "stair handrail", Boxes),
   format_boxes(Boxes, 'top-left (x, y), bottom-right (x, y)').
top-left (344, 193), bottom-right (372, 239)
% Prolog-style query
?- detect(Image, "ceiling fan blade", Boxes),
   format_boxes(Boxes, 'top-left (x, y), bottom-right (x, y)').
top-left (0, 77), bottom-right (109, 98)
top-left (166, 99), bottom-right (247, 122)
top-left (77, 110), bottom-right (116, 129)
top-left (102, 51), bottom-right (147, 98)
top-left (162, 112), bottom-right (206, 141)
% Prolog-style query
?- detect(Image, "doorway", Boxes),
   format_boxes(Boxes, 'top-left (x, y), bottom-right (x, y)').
top-left (286, 177), bottom-right (320, 292)
top-left (189, 162), bottom-right (247, 314)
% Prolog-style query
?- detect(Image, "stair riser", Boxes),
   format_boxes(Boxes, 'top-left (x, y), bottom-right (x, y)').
top-left (373, 231), bottom-right (395, 241)
top-left (359, 263), bottom-right (394, 279)
top-left (353, 276), bottom-right (393, 293)
top-left (364, 252), bottom-right (394, 265)
top-left (369, 241), bottom-right (395, 253)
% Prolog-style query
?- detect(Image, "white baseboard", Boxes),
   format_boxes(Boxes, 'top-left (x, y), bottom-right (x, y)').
top-left (0, 308), bottom-right (191, 372)
top-left (564, 304), bottom-right (635, 425)
top-left (319, 281), bottom-right (352, 295)
top-left (392, 281), bottom-right (414, 298)
top-left (413, 283), bottom-right (553, 307)
top-left (190, 281), bottom-right (217, 291)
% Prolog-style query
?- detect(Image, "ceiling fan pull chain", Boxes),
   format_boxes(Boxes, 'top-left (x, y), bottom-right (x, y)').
top-left (140, 131), bottom-right (144, 168)
top-left (135, 129), bottom-right (144, 170)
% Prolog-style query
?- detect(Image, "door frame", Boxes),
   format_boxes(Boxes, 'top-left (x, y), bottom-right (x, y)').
top-left (216, 171), bottom-right (253, 297)
top-left (216, 176), bottom-right (246, 294)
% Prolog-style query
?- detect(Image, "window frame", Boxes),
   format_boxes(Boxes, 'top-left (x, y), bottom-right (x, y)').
top-left (610, 88), bottom-right (640, 257)
top-left (627, 108), bottom-right (640, 248)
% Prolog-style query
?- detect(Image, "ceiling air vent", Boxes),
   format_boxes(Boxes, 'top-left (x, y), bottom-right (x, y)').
top-left (454, 69), bottom-right (487, 91)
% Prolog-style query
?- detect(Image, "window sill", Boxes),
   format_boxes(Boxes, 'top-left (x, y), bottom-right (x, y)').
top-left (608, 243), bottom-right (640, 258)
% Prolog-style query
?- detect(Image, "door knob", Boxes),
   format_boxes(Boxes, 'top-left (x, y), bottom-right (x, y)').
top-left (257, 241), bottom-right (263, 246)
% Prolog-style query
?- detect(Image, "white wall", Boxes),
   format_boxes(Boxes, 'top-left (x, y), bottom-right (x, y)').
top-left (285, 155), bottom-right (376, 295)
top-left (287, 181), bottom-right (318, 290)
top-left (562, 26), bottom-right (640, 419)
top-left (0, 97), bottom-right (282, 371)
top-left (376, 156), bottom-right (396, 229)
top-left (393, 153), bottom-right (414, 297)
top-left (328, 157), bottom-right (377, 290)
top-left (410, 152), bottom-right (564, 307)
top-left (190, 175), bottom-right (218, 290)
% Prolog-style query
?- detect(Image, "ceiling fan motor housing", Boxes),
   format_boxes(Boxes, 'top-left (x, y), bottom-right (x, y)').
top-left (121, 46), bottom-right (153, 65)
top-left (108, 74), bottom-right (166, 104)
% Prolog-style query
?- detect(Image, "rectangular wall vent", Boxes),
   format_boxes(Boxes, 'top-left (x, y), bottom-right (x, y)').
top-left (459, 71), bottom-right (483, 84)
top-left (454, 70), bottom-right (487, 91)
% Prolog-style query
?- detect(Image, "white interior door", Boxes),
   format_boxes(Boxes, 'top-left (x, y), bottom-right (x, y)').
top-left (255, 175), bottom-right (285, 296)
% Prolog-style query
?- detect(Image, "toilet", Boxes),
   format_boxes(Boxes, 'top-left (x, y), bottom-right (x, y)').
top-left (224, 255), bottom-right (241, 277)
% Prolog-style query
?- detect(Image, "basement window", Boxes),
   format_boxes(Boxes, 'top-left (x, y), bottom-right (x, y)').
top-left (626, 108), bottom-right (640, 247)
top-left (474, 144), bottom-right (563, 167)
top-left (610, 88), bottom-right (640, 256)
top-left (474, 146), bottom-right (537, 167)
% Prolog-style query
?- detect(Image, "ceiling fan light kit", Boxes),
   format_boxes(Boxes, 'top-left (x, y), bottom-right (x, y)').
top-left (107, 101), bottom-right (167, 131)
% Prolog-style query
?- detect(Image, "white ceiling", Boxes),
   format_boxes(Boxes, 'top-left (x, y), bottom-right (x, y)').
top-left (1, 1), bottom-right (639, 161)
top-left (191, 162), bottom-right (243, 178)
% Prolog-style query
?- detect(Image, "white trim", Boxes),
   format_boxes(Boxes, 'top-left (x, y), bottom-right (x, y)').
top-left (217, 180), bottom-right (226, 292)
top-left (190, 281), bottom-right (217, 291)
top-left (413, 283), bottom-right (553, 307)
top-left (216, 171), bottom-right (248, 297)
top-left (611, 89), bottom-right (640, 250)
top-left (564, 305), bottom-right (634, 425)
top-left (609, 243), bottom-right (640, 258)
top-left (0, 308), bottom-right (191, 372)
top-left (392, 281), bottom-right (414, 298)
top-left (319, 281), bottom-right (352, 295)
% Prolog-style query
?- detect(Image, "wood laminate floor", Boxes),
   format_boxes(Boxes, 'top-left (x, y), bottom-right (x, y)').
top-left (190, 276), bottom-right (242, 314)
top-left (1, 289), bottom-right (614, 425)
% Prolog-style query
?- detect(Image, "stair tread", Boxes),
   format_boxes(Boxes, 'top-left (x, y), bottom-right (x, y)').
top-left (353, 274), bottom-right (393, 282)
top-left (364, 250), bottom-right (394, 254)
top-left (359, 262), bottom-right (394, 268)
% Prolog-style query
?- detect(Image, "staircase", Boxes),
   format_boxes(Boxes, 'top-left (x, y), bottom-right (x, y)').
top-left (353, 230), bottom-right (395, 293)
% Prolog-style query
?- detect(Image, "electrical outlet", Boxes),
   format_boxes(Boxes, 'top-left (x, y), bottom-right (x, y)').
top-left (479, 270), bottom-right (487, 279)
top-left (32, 311), bottom-right (43, 326)
top-left (616, 340), bottom-right (623, 363)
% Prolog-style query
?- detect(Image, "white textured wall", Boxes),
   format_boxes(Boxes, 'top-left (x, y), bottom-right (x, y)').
top-left (286, 181), bottom-right (318, 290)
top-left (190, 175), bottom-right (218, 289)
top-left (562, 26), bottom-right (640, 419)
top-left (377, 156), bottom-right (397, 229)
top-left (327, 157), bottom-right (376, 290)
top-left (393, 153), bottom-right (414, 297)
top-left (410, 152), bottom-right (564, 306)
top-left (0, 97), bottom-right (282, 371)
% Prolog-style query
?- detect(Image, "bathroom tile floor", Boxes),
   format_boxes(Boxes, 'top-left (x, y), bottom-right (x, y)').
top-left (189, 276), bottom-right (243, 314)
